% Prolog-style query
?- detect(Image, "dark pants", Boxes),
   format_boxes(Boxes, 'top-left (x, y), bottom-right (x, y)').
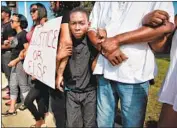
top-left (24, 80), bottom-right (49, 121)
top-left (66, 90), bottom-right (97, 127)
top-left (50, 89), bottom-right (65, 128)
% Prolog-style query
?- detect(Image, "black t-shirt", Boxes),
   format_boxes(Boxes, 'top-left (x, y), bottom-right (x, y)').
top-left (1, 21), bottom-right (16, 42)
top-left (56, 9), bottom-right (70, 46)
top-left (11, 30), bottom-right (28, 60)
top-left (1, 21), bottom-right (16, 53)
top-left (56, 9), bottom-right (70, 23)
top-left (61, 10), bottom-right (70, 23)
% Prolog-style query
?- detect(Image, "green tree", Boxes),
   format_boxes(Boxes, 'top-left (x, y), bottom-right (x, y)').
top-left (80, 1), bottom-right (95, 14)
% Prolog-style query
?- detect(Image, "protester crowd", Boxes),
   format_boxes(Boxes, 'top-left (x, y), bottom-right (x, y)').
top-left (1, 1), bottom-right (177, 128)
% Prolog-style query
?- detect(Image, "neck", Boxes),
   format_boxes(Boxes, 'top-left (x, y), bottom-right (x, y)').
top-left (73, 36), bottom-right (84, 42)
top-left (40, 19), bottom-right (46, 25)
top-left (72, 35), bottom-right (86, 46)
top-left (35, 20), bottom-right (40, 25)
top-left (16, 27), bottom-right (23, 33)
top-left (3, 17), bottom-right (10, 24)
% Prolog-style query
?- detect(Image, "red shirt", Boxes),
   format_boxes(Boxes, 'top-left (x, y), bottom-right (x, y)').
top-left (26, 27), bottom-right (35, 43)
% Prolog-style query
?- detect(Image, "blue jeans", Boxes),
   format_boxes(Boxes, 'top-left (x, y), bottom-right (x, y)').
top-left (97, 76), bottom-right (149, 127)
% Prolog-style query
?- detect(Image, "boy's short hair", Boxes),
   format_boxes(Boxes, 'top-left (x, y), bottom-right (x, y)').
top-left (13, 13), bottom-right (28, 29)
top-left (69, 7), bottom-right (89, 21)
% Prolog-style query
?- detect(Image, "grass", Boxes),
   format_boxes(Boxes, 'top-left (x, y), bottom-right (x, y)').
top-left (145, 54), bottom-right (170, 127)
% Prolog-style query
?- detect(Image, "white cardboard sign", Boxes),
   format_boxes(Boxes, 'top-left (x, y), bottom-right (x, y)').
top-left (23, 17), bottom-right (62, 89)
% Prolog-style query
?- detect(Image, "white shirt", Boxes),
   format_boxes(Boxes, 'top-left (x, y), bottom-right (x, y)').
top-left (89, 2), bottom-right (174, 84)
top-left (159, 30), bottom-right (177, 112)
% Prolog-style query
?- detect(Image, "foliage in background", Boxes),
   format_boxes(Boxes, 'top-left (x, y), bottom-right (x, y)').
top-left (80, 1), bottom-right (95, 14)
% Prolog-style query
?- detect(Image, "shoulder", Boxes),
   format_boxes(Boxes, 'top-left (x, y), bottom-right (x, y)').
top-left (17, 30), bottom-right (27, 38)
top-left (22, 30), bottom-right (27, 35)
top-left (3, 22), bottom-right (12, 31)
top-left (61, 9), bottom-right (70, 24)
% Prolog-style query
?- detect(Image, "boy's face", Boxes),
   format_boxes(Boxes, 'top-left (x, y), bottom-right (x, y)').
top-left (10, 15), bottom-right (20, 29)
top-left (69, 12), bottom-right (89, 39)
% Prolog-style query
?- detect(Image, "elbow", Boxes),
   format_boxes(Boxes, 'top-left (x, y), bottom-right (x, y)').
top-left (163, 22), bottom-right (175, 34)
top-left (149, 36), bottom-right (168, 53)
top-left (87, 30), bottom-right (99, 46)
top-left (60, 39), bottom-right (72, 46)
top-left (56, 54), bottom-right (61, 61)
top-left (150, 45), bottom-right (165, 53)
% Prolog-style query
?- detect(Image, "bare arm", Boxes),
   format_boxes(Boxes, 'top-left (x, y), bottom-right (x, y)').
top-left (118, 22), bottom-right (174, 53)
top-left (142, 10), bottom-right (175, 52)
top-left (117, 22), bottom-right (174, 45)
top-left (101, 21), bottom-right (174, 56)
top-left (1, 40), bottom-right (11, 49)
top-left (87, 30), bottom-right (102, 51)
top-left (56, 23), bottom-right (72, 91)
top-left (8, 42), bottom-right (29, 67)
top-left (57, 23), bottom-right (72, 76)
top-left (1, 44), bottom-right (11, 49)
top-left (8, 57), bottom-right (21, 67)
top-left (149, 29), bottom-right (175, 53)
top-left (88, 21), bottom-right (174, 65)
top-left (148, 35), bottom-right (169, 52)
top-left (88, 29), bottom-right (128, 66)
top-left (22, 42), bottom-right (29, 57)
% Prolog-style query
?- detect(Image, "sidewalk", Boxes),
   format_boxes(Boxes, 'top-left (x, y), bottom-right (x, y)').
top-left (1, 73), bottom-right (56, 127)
top-left (1, 73), bottom-right (122, 127)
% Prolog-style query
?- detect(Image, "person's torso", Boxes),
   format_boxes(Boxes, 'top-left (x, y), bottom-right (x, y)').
top-left (1, 22), bottom-right (16, 53)
top-left (11, 30), bottom-right (27, 60)
top-left (26, 27), bottom-right (35, 43)
top-left (170, 29), bottom-right (177, 61)
top-left (92, 2), bottom-right (174, 83)
top-left (64, 37), bottom-right (97, 92)
top-left (162, 29), bottom-right (177, 88)
top-left (1, 22), bottom-right (16, 42)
